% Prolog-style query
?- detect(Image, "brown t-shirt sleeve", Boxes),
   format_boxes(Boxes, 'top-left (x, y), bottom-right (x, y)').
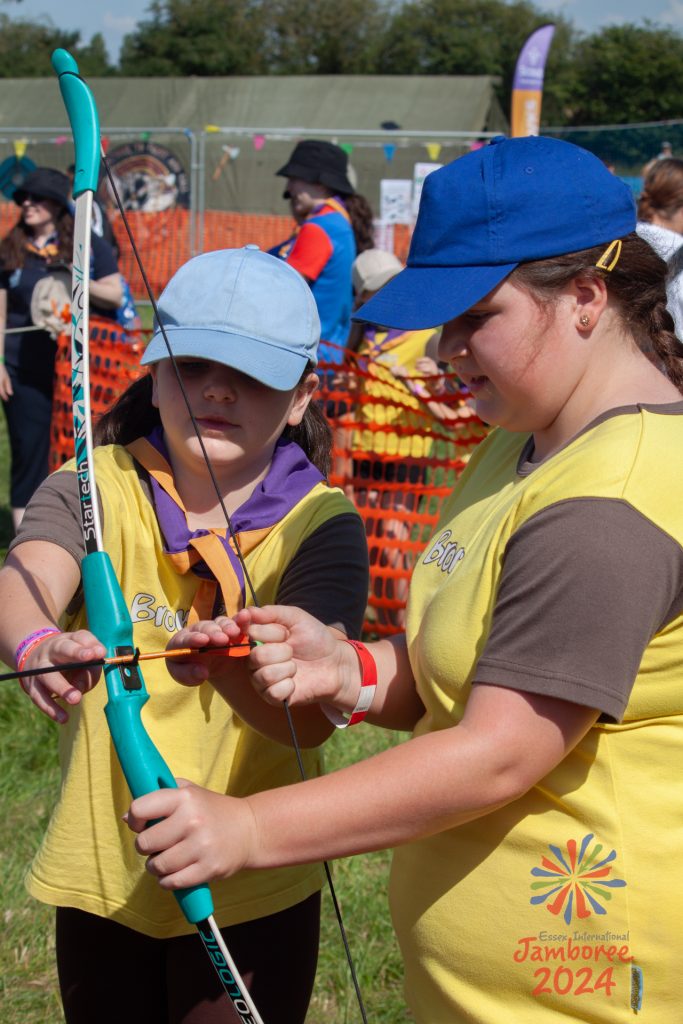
top-left (473, 497), bottom-right (683, 721)
top-left (8, 469), bottom-right (91, 565)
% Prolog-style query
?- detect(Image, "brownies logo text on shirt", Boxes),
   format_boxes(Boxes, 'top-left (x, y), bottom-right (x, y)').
top-left (422, 529), bottom-right (465, 575)
top-left (130, 592), bottom-right (189, 633)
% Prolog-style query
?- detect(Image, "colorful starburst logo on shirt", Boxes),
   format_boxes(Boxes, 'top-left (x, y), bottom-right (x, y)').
top-left (529, 834), bottom-right (626, 925)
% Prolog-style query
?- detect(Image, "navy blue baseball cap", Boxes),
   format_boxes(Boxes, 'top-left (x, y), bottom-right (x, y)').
top-left (356, 136), bottom-right (637, 330)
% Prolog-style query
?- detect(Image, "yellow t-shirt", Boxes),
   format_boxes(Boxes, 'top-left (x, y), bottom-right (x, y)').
top-left (26, 444), bottom-right (357, 938)
top-left (353, 328), bottom-right (440, 460)
top-left (393, 406), bottom-right (683, 1022)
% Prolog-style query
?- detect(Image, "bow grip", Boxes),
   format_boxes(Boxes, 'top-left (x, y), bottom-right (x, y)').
top-left (51, 49), bottom-right (100, 198)
top-left (82, 551), bottom-right (214, 924)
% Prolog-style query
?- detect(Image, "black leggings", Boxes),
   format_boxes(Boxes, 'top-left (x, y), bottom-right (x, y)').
top-left (56, 894), bottom-right (320, 1024)
top-left (2, 363), bottom-right (54, 507)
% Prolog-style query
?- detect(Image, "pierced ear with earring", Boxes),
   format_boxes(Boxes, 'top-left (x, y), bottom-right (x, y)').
top-left (579, 314), bottom-right (591, 328)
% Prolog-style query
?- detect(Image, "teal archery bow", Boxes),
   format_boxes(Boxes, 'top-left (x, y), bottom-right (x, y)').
top-left (51, 48), bottom-right (264, 1024)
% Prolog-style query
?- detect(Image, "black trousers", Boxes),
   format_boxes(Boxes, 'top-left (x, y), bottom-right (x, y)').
top-left (3, 360), bottom-right (54, 507)
top-left (56, 893), bottom-right (321, 1024)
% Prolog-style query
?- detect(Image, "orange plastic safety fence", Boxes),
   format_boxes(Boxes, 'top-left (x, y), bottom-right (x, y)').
top-left (0, 204), bottom-right (18, 234)
top-left (109, 210), bottom-right (412, 296)
top-left (317, 345), bottom-right (488, 637)
top-left (0, 204), bottom-right (412, 298)
top-left (49, 318), bottom-right (149, 472)
top-left (48, 324), bottom-right (487, 637)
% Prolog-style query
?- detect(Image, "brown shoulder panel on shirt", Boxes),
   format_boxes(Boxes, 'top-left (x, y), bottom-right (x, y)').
top-left (473, 497), bottom-right (683, 721)
top-left (8, 463), bottom-right (153, 564)
top-left (8, 470), bottom-right (88, 565)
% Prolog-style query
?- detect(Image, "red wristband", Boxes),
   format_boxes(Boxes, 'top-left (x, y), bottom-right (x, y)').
top-left (322, 639), bottom-right (377, 729)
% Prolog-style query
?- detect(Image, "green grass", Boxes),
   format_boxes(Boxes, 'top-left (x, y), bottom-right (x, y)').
top-left (0, 413), bottom-right (411, 1023)
top-left (308, 727), bottom-right (413, 1024)
top-left (0, 688), bottom-right (63, 1022)
top-left (0, 699), bottom-right (410, 1023)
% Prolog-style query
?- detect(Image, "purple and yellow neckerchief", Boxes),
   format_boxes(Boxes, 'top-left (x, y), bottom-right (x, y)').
top-left (359, 326), bottom-right (413, 370)
top-left (274, 195), bottom-right (351, 260)
top-left (126, 427), bottom-right (324, 622)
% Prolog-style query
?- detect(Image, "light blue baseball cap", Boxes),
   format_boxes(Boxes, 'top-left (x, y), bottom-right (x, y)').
top-left (141, 245), bottom-right (320, 391)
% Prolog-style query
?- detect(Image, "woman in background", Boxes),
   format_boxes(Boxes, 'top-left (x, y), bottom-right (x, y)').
top-left (0, 167), bottom-right (121, 528)
top-left (272, 139), bottom-right (374, 366)
top-left (637, 156), bottom-right (683, 340)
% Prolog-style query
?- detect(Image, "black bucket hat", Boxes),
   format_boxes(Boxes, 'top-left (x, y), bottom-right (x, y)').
top-left (276, 140), bottom-right (355, 197)
top-left (13, 167), bottom-right (72, 210)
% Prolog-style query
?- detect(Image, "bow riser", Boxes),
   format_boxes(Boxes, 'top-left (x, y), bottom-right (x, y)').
top-left (82, 551), bottom-right (212, 923)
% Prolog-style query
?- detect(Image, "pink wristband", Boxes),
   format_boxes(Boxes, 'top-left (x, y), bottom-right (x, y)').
top-left (16, 627), bottom-right (61, 671)
top-left (322, 639), bottom-right (377, 729)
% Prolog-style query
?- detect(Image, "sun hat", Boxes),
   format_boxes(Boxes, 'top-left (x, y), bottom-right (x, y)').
top-left (13, 167), bottom-right (72, 210)
top-left (276, 140), bottom-right (355, 197)
top-left (355, 135), bottom-right (637, 330)
top-left (141, 246), bottom-right (321, 391)
top-left (352, 249), bottom-right (404, 295)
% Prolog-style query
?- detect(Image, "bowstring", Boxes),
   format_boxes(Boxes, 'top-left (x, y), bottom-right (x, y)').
top-left (100, 153), bottom-right (369, 1022)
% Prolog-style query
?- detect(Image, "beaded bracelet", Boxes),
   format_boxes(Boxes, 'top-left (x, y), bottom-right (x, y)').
top-left (16, 627), bottom-right (61, 671)
top-left (322, 638), bottom-right (378, 729)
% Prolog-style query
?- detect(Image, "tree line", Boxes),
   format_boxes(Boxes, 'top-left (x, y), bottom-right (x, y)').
top-left (0, 0), bottom-right (681, 129)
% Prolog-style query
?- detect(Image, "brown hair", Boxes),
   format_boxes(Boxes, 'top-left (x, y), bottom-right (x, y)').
top-left (511, 231), bottom-right (683, 393)
top-left (637, 158), bottom-right (683, 224)
top-left (93, 366), bottom-right (333, 475)
top-left (0, 205), bottom-right (74, 270)
top-left (345, 193), bottom-right (376, 254)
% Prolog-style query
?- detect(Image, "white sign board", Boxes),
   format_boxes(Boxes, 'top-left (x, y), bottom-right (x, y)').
top-left (379, 178), bottom-right (413, 225)
top-left (412, 162), bottom-right (443, 218)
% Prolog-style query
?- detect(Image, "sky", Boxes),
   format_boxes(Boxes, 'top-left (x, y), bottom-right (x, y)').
top-left (5, 0), bottom-right (683, 63)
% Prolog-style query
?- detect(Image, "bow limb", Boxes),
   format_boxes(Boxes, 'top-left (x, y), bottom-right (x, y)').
top-left (51, 49), bottom-right (264, 1024)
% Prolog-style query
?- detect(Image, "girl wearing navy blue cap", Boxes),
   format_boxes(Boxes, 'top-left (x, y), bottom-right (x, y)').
top-left (129, 138), bottom-right (683, 1023)
top-left (0, 246), bottom-right (369, 1024)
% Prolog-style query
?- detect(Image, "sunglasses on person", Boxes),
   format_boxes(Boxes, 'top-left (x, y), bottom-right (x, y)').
top-left (20, 193), bottom-right (51, 205)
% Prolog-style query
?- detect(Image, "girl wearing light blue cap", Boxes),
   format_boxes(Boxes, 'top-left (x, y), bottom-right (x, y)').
top-left (0, 246), bottom-right (369, 1023)
top-left (129, 138), bottom-right (683, 1023)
